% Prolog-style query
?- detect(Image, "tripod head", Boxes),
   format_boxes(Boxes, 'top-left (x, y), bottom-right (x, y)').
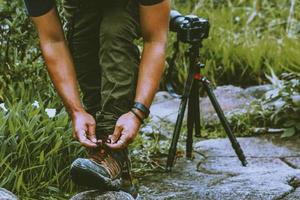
top-left (169, 10), bottom-right (210, 44)
top-left (166, 11), bottom-right (209, 97)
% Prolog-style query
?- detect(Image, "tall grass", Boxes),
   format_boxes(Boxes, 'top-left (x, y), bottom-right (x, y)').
top-left (171, 0), bottom-right (300, 86)
top-left (0, 84), bottom-right (82, 199)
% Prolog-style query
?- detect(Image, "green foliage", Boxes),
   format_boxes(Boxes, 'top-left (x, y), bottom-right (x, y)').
top-left (231, 71), bottom-right (300, 138)
top-left (0, 1), bottom-right (71, 198)
top-left (130, 121), bottom-right (172, 175)
top-left (169, 0), bottom-right (300, 87)
top-left (0, 0), bottom-right (63, 106)
top-left (0, 100), bottom-right (81, 199)
top-left (256, 72), bottom-right (300, 137)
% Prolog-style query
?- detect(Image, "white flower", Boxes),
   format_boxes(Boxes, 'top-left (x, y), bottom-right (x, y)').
top-left (45, 108), bottom-right (56, 118)
top-left (32, 101), bottom-right (40, 108)
top-left (0, 103), bottom-right (8, 112)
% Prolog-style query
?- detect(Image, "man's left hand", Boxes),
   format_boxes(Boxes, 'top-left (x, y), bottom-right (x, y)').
top-left (106, 111), bottom-right (142, 150)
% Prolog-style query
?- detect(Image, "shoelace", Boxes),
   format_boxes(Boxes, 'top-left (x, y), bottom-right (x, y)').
top-left (90, 147), bottom-right (122, 179)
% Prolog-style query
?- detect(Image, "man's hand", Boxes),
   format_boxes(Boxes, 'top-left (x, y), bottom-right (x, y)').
top-left (106, 111), bottom-right (142, 150)
top-left (72, 111), bottom-right (97, 148)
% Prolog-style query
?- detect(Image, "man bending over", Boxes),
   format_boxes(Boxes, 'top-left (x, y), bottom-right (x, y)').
top-left (24, 0), bottom-right (170, 197)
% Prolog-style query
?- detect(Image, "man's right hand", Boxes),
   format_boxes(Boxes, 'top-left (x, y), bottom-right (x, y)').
top-left (71, 111), bottom-right (98, 148)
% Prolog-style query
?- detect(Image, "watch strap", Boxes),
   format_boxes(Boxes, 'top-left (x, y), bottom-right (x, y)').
top-left (133, 102), bottom-right (150, 118)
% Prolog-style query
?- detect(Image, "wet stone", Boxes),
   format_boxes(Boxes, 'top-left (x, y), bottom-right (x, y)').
top-left (197, 157), bottom-right (293, 175)
top-left (139, 87), bottom-right (300, 199)
top-left (244, 84), bottom-right (274, 98)
top-left (283, 188), bottom-right (300, 200)
top-left (0, 188), bottom-right (18, 200)
top-left (282, 157), bottom-right (300, 169)
top-left (139, 136), bottom-right (300, 200)
top-left (70, 190), bottom-right (134, 200)
top-left (150, 96), bottom-right (182, 124)
top-left (194, 137), bottom-right (300, 158)
top-left (150, 85), bottom-right (266, 126)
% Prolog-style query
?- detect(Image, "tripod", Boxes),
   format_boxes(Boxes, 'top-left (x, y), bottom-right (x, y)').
top-left (166, 41), bottom-right (247, 171)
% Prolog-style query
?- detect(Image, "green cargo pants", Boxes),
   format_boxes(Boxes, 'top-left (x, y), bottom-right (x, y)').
top-left (63, 0), bottom-right (141, 137)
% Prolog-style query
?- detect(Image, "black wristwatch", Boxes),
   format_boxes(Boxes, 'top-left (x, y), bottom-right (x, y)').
top-left (133, 102), bottom-right (150, 118)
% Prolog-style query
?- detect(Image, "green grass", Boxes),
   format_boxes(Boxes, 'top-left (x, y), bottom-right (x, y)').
top-left (0, 95), bottom-right (80, 199)
top-left (169, 0), bottom-right (300, 87)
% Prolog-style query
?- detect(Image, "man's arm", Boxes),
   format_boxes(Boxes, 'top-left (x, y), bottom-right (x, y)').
top-left (107, 0), bottom-right (170, 149)
top-left (31, 8), bottom-right (97, 147)
top-left (135, 0), bottom-right (170, 108)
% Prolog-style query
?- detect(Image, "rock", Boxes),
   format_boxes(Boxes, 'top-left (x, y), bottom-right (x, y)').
top-left (150, 85), bottom-right (257, 126)
top-left (199, 85), bottom-right (254, 126)
top-left (282, 157), bottom-right (300, 169)
top-left (150, 85), bottom-right (275, 126)
top-left (138, 154), bottom-right (211, 200)
top-left (70, 190), bottom-right (134, 200)
top-left (0, 188), bottom-right (18, 200)
top-left (140, 120), bottom-right (173, 140)
top-left (139, 136), bottom-right (300, 200)
top-left (244, 84), bottom-right (274, 98)
top-left (196, 136), bottom-right (300, 200)
top-left (150, 94), bottom-right (182, 124)
top-left (283, 188), bottom-right (300, 200)
top-left (152, 91), bottom-right (174, 104)
top-left (194, 137), bottom-right (300, 158)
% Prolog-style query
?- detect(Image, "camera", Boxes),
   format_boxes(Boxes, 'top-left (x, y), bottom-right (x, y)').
top-left (170, 10), bottom-right (210, 43)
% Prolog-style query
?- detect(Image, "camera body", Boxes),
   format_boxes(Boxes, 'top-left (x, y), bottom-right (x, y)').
top-left (170, 10), bottom-right (210, 43)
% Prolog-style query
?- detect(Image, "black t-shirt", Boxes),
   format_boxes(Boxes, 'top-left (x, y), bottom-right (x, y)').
top-left (24, 0), bottom-right (163, 17)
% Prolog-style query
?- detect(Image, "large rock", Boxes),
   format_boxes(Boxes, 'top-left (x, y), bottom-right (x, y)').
top-left (150, 85), bottom-right (258, 126)
top-left (150, 91), bottom-right (182, 124)
top-left (199, 85), bottom-right (254, 125)
top-left (139, 136), bottom-right (300, 200)
top-left (194, 137), bottom-right (300, 158)
top-left (196, 136), bottom-right (300, 200)
top-left (0, 188), bottom-right (18, 200)
top-left (244, 84), bottom-right (274, 98)
top-left (70, 190), bottom-right (134, 200)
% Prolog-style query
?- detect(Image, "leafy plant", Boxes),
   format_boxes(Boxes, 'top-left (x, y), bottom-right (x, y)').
top-left (230, 71), bottom-right (300, 138)
top-left (259, 71), bottom-right (300, 137)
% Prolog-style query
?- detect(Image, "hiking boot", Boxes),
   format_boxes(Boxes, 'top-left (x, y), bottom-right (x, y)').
top-left (70, 146), bottom-right (124, 190)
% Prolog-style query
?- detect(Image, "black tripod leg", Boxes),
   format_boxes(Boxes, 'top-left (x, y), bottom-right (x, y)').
top-left (186, 85), bottom-right (195, 159)
top-left (166, 74), bottom-right (195, 171)
top-left (166, 95), bottom-right (189, 171)
top-left (201, 78), bottom-right (247, 166)
top-left (193, 81), bottom-right (201, 138)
